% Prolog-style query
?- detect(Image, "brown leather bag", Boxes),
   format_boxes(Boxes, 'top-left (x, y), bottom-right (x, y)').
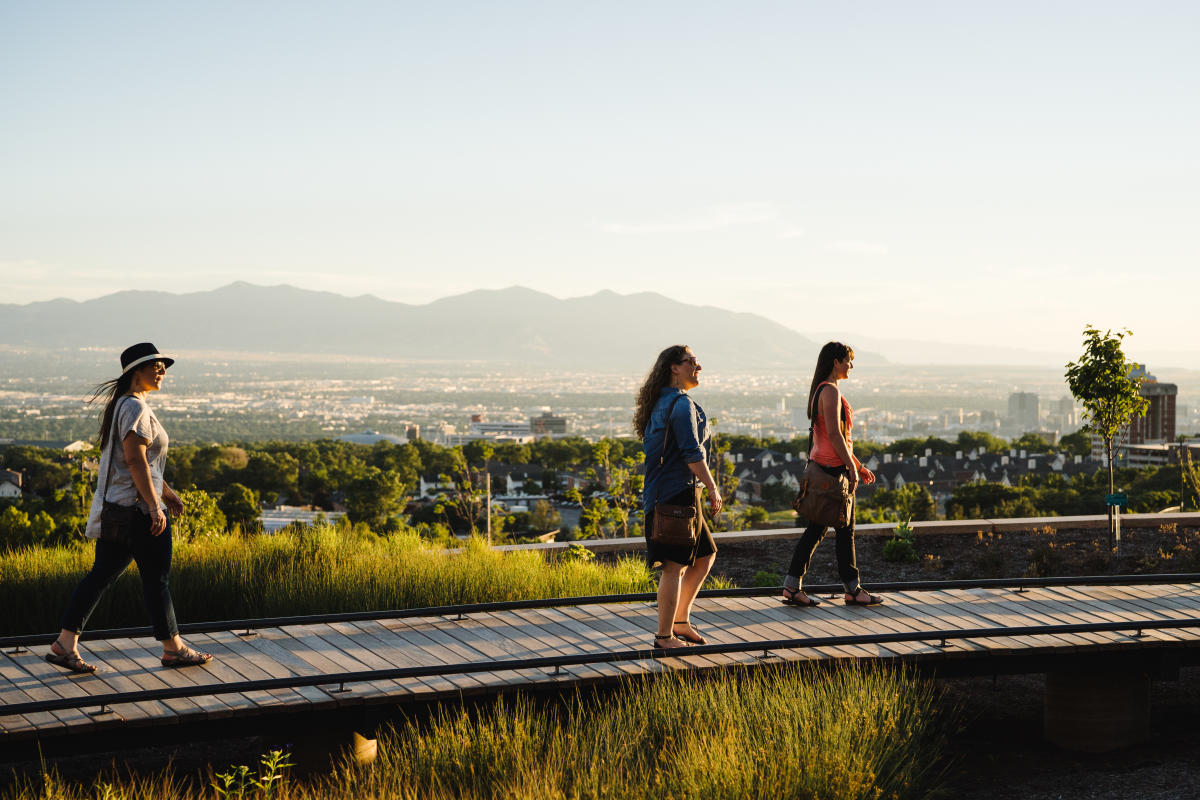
top-left (652, 500), bottom-right (699, 547)
top-left (792, 460), bottom-right (853, 527)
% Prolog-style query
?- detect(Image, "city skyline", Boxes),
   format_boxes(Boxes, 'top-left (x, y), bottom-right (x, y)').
top-left (3, 2), bottom-right (1198, 360)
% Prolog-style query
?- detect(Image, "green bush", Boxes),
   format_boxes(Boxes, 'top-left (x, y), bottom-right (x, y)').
top-left (882, 520), bottom-right (918, 563)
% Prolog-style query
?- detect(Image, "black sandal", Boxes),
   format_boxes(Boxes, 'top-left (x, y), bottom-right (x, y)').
top-left (672, 621), bottom-right (706, 645)
top-left (652, 634), bottom-right (691, 650)
top-left (781, 587), bottom-right (821, 607)
top-left (844, 589), bottom-right (884, 606)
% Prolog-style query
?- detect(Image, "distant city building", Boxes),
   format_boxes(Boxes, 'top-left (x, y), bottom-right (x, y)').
top-left (530, 411), bottom-right (568, 435)
top-left (337, 430), bottom-right (407, 446)
top-left (1127, 366), bottom-right (1176, 445)
top-left (0, 468), bottom-right (22, 499)
top-left (1008, 392), bottom-right (1040, 432)
top-left (406, 424), bottom-right (421, 441)
top-left (1092, 365), bottom-right (1178, 466)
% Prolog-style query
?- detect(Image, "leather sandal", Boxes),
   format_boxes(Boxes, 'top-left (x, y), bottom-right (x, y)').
top-left (844, 589), bottom-right (884, 606)
top-left (652, 634), bottom-right (691, 650)
top-left (781, 587), bottom-right (821, 607)
top-left (45, 641), bottom-right (98, 674)
top-left (672, 621), bottom-right (706, 645)
top-left (161, 645), bottom-right (214, 668)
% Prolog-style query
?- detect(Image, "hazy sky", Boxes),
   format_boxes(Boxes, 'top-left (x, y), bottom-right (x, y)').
top-left (3, 2), bottom-right (1197, 359)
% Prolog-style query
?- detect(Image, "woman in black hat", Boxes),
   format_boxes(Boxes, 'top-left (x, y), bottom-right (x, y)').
top-left (45, 343), bottom-right (213, 672)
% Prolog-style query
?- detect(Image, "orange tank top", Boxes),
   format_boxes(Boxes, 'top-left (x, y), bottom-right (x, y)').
top-left (810, 381), bottom-right (853, 468)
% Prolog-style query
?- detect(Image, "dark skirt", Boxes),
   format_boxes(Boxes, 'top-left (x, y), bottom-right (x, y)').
top-left (645, 486), bottom-right (717, 569)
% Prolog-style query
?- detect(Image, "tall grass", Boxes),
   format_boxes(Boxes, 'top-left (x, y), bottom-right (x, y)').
top-left (3, 664), bottom-right (957, 800)
top-left (0, 525), bottom-right (665, 634)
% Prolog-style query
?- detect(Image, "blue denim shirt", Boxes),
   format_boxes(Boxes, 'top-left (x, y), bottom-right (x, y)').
top-left (642, 388), bottom-right (708, 513)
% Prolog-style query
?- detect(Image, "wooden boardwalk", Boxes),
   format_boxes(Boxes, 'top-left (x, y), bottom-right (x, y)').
top-left (3, 581), bottom-right (1199, 742)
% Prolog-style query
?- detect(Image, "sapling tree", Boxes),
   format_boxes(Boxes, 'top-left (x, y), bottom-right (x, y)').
top-left (1065, 326), bottom-right (1148, 548)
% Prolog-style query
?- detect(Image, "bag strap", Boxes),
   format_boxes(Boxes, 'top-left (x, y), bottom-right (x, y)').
top-left (657, 393), bottom-right (688, 467)
top-left (102, 396), bottom-right (134, 505)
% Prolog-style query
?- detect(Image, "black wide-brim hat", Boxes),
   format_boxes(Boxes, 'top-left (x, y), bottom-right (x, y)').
top-left (120, 342), bottom-right (175, 374)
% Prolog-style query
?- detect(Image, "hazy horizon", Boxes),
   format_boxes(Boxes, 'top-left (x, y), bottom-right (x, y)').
top-left (4, 3), bottom-right (1198, 362)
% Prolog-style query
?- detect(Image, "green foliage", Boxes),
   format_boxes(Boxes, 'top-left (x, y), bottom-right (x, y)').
top-left (560, 543), bottom-right (596, 563)
top-left (1058, 430), bottom-right (1092, 457)
top-left (333, 664), bottom-right (955, 800)
top-left (882, 520), bottom-right (918, 563)
top-left (1011, 432), bottom-right (1051, 452)
top-left (860, 484), bottom-right (936, 522)
top-left (343, 466), bottom-right (407, 528)
top-left (218, 483), bottom-right (261, 533)
top-left (742, 504), bottom-right (770, 527)
top-left (172, 489), bottom-right (226, 539)
top-left (0, 526), bottom-right (657, 634)
top-left (529, 499), bottom-right (562, 533)
top-left (211, 749), bottom-right (293, 800)
top-left (752, 569), bottom-right (780, 587)
top-left (956, 431), bottom-right (1009, 455)
top-left (1065, 326), bottom-right (1150, 496)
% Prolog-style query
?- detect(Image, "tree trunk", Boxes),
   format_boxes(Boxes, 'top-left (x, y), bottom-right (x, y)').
top-left (1105, 437), bottom-right (1116, 552)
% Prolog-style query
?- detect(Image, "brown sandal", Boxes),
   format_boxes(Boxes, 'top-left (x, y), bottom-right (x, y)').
top-left (161, 646), bottom-right (213, 668)
top-left (45, 641), bottom-right (98, 674)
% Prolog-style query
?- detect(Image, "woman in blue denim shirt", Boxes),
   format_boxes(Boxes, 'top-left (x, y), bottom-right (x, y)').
top-left (634, 345), bottom-right (723, 650)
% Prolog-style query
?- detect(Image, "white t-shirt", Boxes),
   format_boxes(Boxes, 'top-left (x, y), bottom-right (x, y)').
top-left (84, 395), bottom-right (169, 538)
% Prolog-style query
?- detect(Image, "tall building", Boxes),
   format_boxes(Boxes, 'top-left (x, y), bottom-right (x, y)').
top-left (1127, 366), bottom-right (1176, 445)
top-left (530, 411), bottom-right (568, 435)
top-left (1008, 392), bottom-right (1039, 432)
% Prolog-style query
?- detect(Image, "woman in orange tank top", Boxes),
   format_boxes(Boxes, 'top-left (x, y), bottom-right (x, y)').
top-left (780, 341), bottom-right (884, 607)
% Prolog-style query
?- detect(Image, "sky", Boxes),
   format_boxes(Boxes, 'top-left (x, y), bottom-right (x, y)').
top-left (3, 1), bottom-right (1198, 362)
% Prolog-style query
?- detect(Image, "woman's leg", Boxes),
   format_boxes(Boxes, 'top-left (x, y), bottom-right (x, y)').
top-left (833, 521), bottom-right (863, 593)
top-left (784, 522), bottom-right (827, 590)
top-left (673, 552), bottom-right (714, 638)
top-left (57, 540), bottom-right (135, 641)
top-left (655, 561), bottom-right (689, 649)
top-left (128, 516), bottom-right (181, 649)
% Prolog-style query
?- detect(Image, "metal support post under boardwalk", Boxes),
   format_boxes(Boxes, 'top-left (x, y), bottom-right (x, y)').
top-left (1043, 670), bottom-right (1149, 752)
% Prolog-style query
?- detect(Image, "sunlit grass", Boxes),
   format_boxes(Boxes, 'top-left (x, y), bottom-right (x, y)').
top-left (4, 663), bottom-right (957, 800)
top-left (1, 523), bottom-right (674, 634)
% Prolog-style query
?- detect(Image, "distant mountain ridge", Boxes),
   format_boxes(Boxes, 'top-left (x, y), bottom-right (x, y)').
top-left (1, 282), bottom-right (857, 370)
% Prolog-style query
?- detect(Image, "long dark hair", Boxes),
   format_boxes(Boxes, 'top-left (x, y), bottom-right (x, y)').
top-left (633, 344), bottom-right (690, 438)
top-left (90, 371), bottom-right (136, 452)
top-left (807, 341), bottom-right (855, 420)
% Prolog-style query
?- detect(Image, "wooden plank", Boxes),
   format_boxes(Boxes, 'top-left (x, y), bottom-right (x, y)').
top-left (382, 616), bottom-right (516, 694)
top-left (286, 622), bottom-right (412, 704)
top-left (190, 630), bottom-right (312, 712)
top-left (0, 651), bottom-right (68, 736)
top-left (2, 648), bottom-right (103, 731)
top-left (544, 605), bottom-right (652, 678)
top-left (345, 619), bottom-right (471, 697)
top-left (517, 606), bottom-right (646, 678)
top-left (709, 595), bottom-right (896, 661)
top-left (55, 637), bottom-right (178, 728)
top-left (95, 637), bottom-right (206, 719)
top-left (1036, 586), bottom-right (1192, 644)
top-left (1007, 589), bottom-right (1137, 650)
top-left (478, 609), bottom-right (625, 683)
top-left (320, 620), bottom-right (418, 702)
top-left (570, 604), bottom-right (693, 674)
top-left (602, 601), bottom-right (739, 670)
top-left (123, 638), bottom-right (239, 720)
top-left (955, 589), bottom-right (1099, 650)
top-left (918, 588), bottom-right (1072, 653)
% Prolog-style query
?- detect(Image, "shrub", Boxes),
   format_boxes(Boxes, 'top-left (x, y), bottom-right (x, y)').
top-left (882, 520), bottom-right (918, 563)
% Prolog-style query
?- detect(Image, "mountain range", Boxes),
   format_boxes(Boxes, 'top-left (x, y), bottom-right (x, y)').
top-left (0, 283), bottom-right (843, 370)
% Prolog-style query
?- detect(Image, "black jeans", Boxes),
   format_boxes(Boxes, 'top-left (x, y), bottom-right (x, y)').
top-left (60, 510), bottom-right (179, 640)
top-left (786, 465), bottom-right (861, 592)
